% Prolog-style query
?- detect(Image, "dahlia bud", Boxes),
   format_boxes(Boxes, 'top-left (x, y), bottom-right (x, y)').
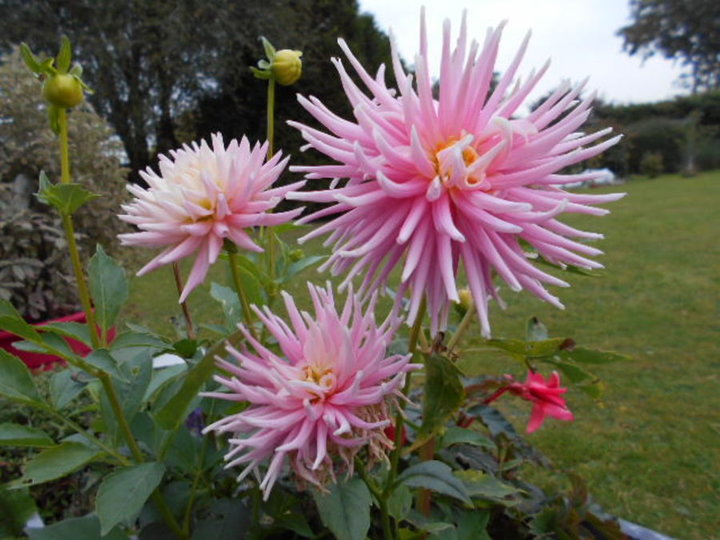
top-left (458, 288), bottom-right (474, 311)
top-left (42, 73), bottom-right (84, 108)
top-left (271, 49), bottom-right (303, 86)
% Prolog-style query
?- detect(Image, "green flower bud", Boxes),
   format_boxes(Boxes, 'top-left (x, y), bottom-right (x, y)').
top-left (271, 49), bottom-right (303, 86)
top-left (458, 288), bottom-right (474, 311)
top-left (42, 73), bottom-right (84, 108)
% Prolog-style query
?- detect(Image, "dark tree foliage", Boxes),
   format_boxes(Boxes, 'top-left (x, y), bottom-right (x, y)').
top-left (0, 0), bottom-right (392, 183)
top-left (617, 0), bottom-right (720, 93)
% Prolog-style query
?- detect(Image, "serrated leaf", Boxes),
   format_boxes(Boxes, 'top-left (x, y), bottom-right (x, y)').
top-left (17, 442), bottom-right (102, 487)
top-left (486, 337), bottom-right (568, 358)
top-left (41, 321), bottom-right (92, 345)
top-left (96, 462), bottom-right (165, 535)
top-left (396, 461), bottom-right (472, 504)
top-left (37, 181), bottom-right (100, 216)
top-left (88, 245), bottom-right (129, 335)
top-left (56, 36), bottom-right (72, 72)
top-left (0, 349), bottom-right (44, 406)
top-left (0, 423), bottom-right (54, 447)
top-left (454, 470), bottom-right (519, 503)
top-left (84, 349), bottom-right (123, 379)
top-left (418, 353), bottom-right (464, 442)
top-left (441, 426), bottom-right (495, 450)
top-left (555, 347), bottom-right (631, 364)
top-left (50, 369), bottom-right (87, 409)
top-left (0, 299), bottom-right (42, 342)
top-left (312, 478), bottom-right (371, 540)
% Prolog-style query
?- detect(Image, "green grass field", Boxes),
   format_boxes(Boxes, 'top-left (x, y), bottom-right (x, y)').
top-left (125, 171), bottom-right (720, 538)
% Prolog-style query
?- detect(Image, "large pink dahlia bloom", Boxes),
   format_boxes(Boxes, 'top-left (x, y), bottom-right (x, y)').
top-left (288, 12), bottom-right (624, 335)
top-left (203, 283), bottom-right (419, 498)
top-left (119, 134), bottom-right (303, 301)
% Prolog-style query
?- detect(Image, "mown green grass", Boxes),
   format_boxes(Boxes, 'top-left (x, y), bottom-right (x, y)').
top-left (124, 171), bottom-right (720, 538)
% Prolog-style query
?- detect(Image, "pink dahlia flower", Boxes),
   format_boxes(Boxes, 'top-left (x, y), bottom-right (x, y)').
top-left (509, 371), bottom-right (574, 433)
top-left (288, 11), bottom-right (624, 335)
top-left (203, 283), bottom-right (419, 498)
top-left (118, 134), bottom-right (303, 301)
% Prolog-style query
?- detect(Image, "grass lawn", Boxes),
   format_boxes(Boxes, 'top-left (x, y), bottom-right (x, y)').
top-left (124, 171), bottom-right (720, 539)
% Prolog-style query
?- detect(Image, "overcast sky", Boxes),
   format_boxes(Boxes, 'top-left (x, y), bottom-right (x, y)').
top-left (357, 0), bottom-right (686, 105)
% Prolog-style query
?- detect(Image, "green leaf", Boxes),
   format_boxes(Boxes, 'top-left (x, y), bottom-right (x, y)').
top-left (96, 462), bottom-right (165, 535)
top-left (42, 321), bottom-right (92, 345)
top-left (56, 36), bottom-right (72, 72)
top-left (0, 423), bottom-right (54, 447)
top-left (440, 426), bottom-right (495, 451)
top-left (250, 66), bottom-right (271, 79)
top-left (454, 470), bottom-right (520, 503)
top-left (387, 483), bottom-right (413, 521)
top-left (312, 478), bottom-right (371, 540)
top-left (110, 331), bottom-right (167, 351)
top-left (19, 43), bottom-right (43, 72)
top-left (155, 331), bottom-right (238, 430)
top-left (50, 369), bottom-right (87, 409)
top-left (455, 509), bottom-right (490, 540)
top-left (282, 255), bottom-right (326, 281)
top-left (396, 461), bottom-right (472, 504)
top-left (418, 353), bottom-right (464, 442)
top-left (0, 485), bottom-right (38, 538)
top-left (555, 347), bottom-right (631, 364)
top-left (17, 442), bottom-right (102, 487)
top-left (84, 349), bottom-right (124, 380)
top-left (28, 514), bottom-right (129, 540)
top-left (210, 282), bottom-right (242, 330)
top-left (261, 36), bottom-right (276, 60)
top-left (544, 359), bottom-right (595, 384)
top-left (486, 337), bottom-right (568, 358)
top-left (69, 63), bottom-right (83, 77)
top-left (36, 181), bottom-right (100, 216)
top-left (88, 245), bottom-right (129, 334)
top-left (526, 317), bottom-right (549, 341)
top-left (0, 299), bottom-right (42, 342)
top-left (0, 349), bottom-right (44, 406)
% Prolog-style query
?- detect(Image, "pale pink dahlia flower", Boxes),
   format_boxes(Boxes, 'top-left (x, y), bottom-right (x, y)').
top-left (118, 134), bottom-right (303, 301)
top-left (288, 11), bottom-right (624, 335)
top-left (203, 283), bottom-right (419, 498)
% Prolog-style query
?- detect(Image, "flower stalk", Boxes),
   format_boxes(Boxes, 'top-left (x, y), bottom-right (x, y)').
top-left (226, 248), bottom-right (255, 332)
top-left (172, 262), bottom-right (196, 339)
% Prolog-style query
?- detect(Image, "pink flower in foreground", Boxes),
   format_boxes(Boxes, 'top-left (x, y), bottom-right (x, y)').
top-left (288, 11), bottom-right (624, 335)
top-left (509, 371), bottom-right (574, 433)
top-left (118, 134), bottom-right (303, 301)
top-left (203, 283), bottom-right (419, 499)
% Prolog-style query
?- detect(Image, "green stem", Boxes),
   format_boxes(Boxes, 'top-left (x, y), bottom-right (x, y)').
top-left (447, 305), bottom-right (475, 353)
top-left (58, 108), bottom-right (71, 184)
top-left (226, 249), bottom-right (255, 332)
top-left (266, 77), bottom-right (276, 158)
top-left (182, 437), bottom-right (209, 534)
top-left (56, 108), bottom-right (101, 348)
top-left (172, 263), bottom-right (196, 339)
top-left (385, 298), bottom-right (426, 495)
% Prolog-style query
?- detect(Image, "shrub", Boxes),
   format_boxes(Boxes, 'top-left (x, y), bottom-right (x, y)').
top-left (640, 152), bottom-right (664, 178)
top-left (0, 47), bottom-right (128, 320)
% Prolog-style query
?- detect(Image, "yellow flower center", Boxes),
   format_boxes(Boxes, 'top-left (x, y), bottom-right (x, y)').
top-left (433, 137), bottom-right (484, 186)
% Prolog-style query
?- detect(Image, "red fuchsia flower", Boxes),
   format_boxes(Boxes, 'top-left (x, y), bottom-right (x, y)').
top-left (487, 371), bottom-right (574, 433)
top-left (287, 11), bottom-right (624, 336)
top-left (203, 283), bottom-right (419, 499)
top-left (118, 134), bottom-right (303, 301)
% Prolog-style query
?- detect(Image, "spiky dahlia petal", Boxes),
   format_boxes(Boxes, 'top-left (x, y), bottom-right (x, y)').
top-left (288, 11), bottom-right (624, 336)
top-left (119, 133), bottom-right (302, 301)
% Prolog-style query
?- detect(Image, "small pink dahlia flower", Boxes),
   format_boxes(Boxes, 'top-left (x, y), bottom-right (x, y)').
top-left (203, 283), bottom-right (419, 498)
top-left (288, 11), bottom-right (624, 335)
top-left (509, 371), bottom-right (574, 433)
top-left (118, 134), bottom-right (303, 301)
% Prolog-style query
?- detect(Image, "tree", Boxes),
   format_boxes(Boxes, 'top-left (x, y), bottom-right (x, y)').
top-left (0, 0), bottom-right (391, 183)
top-left (617, 0), bottom-right (720, 93)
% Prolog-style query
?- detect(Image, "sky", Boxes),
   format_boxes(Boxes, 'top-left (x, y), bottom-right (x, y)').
top-left (357, 0), bottom-right (686, 106)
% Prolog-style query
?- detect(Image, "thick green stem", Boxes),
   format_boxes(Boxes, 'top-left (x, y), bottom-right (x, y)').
top-left (56, 110), bottom-right (102, 348)
top-left (172, 263), bottom-right (196, 339)
top-left (227, 249), bottom-right (255, 331)
top-left (357, 460), bottom-right (394, 540)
